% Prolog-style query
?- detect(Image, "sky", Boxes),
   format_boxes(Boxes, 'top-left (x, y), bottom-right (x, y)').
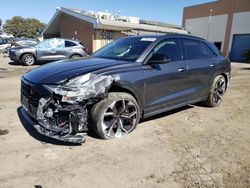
top-left (0, 0), bottom-right (213, 26)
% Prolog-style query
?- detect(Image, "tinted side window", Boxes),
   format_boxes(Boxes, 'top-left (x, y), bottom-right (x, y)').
top-left (214, 42), bottom-right (222, 51)
top-left (65, 41), bottom-right (77, 47)
top-left (200, 42), bottom-right (216, 57)
top-left (153, 39), bottom-right (182, 61)
top-left (183, 40), bottom-right (204, 59)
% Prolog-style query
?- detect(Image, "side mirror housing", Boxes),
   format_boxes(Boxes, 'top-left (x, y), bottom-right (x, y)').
top-left (148, 53), bottom-right (170, 64)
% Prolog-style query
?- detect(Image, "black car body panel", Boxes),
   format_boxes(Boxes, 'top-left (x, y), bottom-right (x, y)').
top-left (20, 34), bottom-right (231, 143)
top-left (23, 58), bottom-right (132, 84)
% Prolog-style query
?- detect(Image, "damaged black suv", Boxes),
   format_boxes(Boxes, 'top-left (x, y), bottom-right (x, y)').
top-left (20, 34), bottom-right (231, 143)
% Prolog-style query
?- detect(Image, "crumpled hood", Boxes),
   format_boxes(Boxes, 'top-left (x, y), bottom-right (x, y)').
top-left (23, 58), bottom-right (130, 84)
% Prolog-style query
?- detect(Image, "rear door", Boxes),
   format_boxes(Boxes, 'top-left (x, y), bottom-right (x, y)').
top-left (182, 39), bottom-right (218, 100)
top-left (37, 39), bottom-right (55, 60)
top-left (143, 38), bottom-right (190, 116)
top-left (51, 39), bottom-right (66, 60)
top-left (37, 39), bottom-right (65, 60)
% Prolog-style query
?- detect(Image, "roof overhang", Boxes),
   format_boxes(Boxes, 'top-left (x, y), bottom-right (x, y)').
top-left (43, 7), bottom-right (188, 36)
top-left (42, 10), bottom-right (61, 35)
top-left (42, 7), bottom-right (98, 36)
top-left (96, 20), bottom-right (188, 34)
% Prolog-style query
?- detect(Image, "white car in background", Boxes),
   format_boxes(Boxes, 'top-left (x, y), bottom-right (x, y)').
top-left (0, 38), bottom-right (11, 53)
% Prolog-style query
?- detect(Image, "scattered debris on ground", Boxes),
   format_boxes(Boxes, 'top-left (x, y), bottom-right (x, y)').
top-left (0, 129), bottom-right (9, 136)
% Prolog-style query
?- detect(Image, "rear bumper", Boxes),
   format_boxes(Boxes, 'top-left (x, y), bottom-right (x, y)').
top-left (20, 107), bottom-right (86, 144)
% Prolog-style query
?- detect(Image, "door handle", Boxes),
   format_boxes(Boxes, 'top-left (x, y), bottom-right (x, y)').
top-left (178, 67), bottom-right (186, 72)
top-left (209, 64), bottom-right (215, 67)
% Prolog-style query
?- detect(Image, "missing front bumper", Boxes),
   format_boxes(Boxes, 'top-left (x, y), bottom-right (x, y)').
top-left (33, 124), bottom-right (86, 144)
top-left (20, 74), bottom-right (116, 144)
top-left (20, 107), bottom-right (86, 144)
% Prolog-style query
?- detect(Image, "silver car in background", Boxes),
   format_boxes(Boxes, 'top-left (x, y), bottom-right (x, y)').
top-left (10, 38), bottom-right (39, 48)
top-left (9, 38), bottom-right (88, 65)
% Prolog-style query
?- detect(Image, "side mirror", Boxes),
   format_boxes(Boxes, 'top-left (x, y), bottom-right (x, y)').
top-left (148, 53), bottom-right (170, 64)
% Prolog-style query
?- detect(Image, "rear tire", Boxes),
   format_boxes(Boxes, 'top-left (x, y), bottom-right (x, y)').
top-left (22, 53), bottom-right (36, 66)
top-left (90, 92), bottom-right (140, 139)
top-left (205, 75), bottom-right (226, 107)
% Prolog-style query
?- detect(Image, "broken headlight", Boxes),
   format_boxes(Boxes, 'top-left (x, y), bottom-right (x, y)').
top-left (64, 73), bottom-right (94, 87)
top-left (44, 73), bottom-right (114, 104)
top-left (44, 73), bottom-right (96, 103)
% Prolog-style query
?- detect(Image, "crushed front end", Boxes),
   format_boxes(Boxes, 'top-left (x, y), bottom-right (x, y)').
top-left (20, 74), bottom-right (114, 144)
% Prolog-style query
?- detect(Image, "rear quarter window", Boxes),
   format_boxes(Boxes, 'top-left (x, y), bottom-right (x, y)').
top-left (200, 42), bottom-right (216, 57)
top-left (65, 41), bottom-right (77, 47)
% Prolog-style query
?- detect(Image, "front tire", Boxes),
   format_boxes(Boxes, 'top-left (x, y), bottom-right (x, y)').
top-left (90, 92), bottom-right (140, 139)
top-left (205, 75), bottom-right (226, 107)
top-left (22, 54), bottom-right (36, 66)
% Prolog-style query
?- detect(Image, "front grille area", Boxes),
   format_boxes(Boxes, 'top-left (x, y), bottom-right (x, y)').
top-left (21, 79), bottom-right (41, 117)
top-left (21, 80), bottom-right (40, 107)
top-left (9, 50), bottom-right (16, 59)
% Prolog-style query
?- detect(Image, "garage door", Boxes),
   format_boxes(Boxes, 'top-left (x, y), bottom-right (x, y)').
top-left (230, 34), bottom-right (250, 62)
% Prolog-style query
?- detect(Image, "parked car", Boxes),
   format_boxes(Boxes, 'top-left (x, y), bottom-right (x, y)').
top-left (20, 34), bottom-right (231, 143)
top-left (0, 37), bottom-right (11, 53)
top-left (10, 38), bottom-right (39, 48)
top-left (9, 38), bottom-right (88, 65)
top-left (0, 31), bottom-right (13, 39)
top-left (0, 38), bottom-right (39, 54)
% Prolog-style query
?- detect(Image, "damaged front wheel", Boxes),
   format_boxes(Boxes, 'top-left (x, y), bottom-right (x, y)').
top-left (91, 92), bottom-right (140, 139)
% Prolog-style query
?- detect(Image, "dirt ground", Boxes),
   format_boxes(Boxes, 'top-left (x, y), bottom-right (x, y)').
top-left (0, 53), bottom-right (249, 188)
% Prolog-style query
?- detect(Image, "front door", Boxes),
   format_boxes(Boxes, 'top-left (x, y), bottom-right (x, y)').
top-left (143, 38), bottom-right (190, 116)
top-left (37, 39), bottom-right (65, 61)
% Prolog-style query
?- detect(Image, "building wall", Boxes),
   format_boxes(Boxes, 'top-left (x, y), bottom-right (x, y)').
top-left (185, 15), bottom-right (228, 50)
top-left (228, 11), bottom-right (250, 52)
top-left (60, 14), bottom-right (94, 52)
top-left (43, 33), bottom-right (60, 38)
top-left (93, 30), bottom-right (126, 52)
top-left (183, 0), bottom-right (250, 56)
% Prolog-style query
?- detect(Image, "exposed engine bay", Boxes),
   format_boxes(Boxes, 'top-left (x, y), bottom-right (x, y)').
top-left (21, 74), bottom-right (114, 144)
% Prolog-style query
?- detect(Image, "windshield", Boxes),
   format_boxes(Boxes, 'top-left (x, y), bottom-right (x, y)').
top-left (92, 37), bottom-right (157, 61)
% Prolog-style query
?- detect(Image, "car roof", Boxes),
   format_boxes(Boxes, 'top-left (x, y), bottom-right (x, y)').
top-left (125, 33), bottom-right (206, 41)
top-left (123, 34), bottom-right (164, 39)
top-left (48, 38), bottom-right (79, 43)
top-left (14, 38), bottom-right (38, 41)
top-left (165, 33), bottom-right (206, 41)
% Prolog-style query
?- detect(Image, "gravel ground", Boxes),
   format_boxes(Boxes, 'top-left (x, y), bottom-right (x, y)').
top-left (0, 53), bottom-right (250, 188)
